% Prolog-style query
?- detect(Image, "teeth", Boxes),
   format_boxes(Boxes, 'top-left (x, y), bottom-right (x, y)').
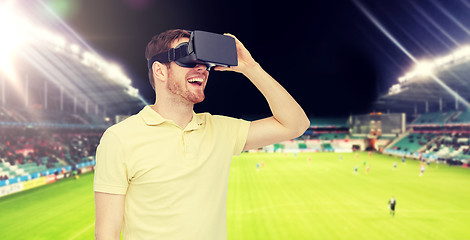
top-left (188, 77), bottom-right (203, 83)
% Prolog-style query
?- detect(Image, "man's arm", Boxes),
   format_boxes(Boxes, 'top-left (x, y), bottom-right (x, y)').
top-left (216, 34), bottom-right (310, 151)
top-left (95, 192), bottom-right (125, 240)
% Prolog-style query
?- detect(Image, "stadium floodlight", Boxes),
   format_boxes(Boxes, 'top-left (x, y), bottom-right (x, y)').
top-left (70, 44), bottom-right (80, 55)
top-left (398, 72), bottom-right (416, 83)
top-left (126, 88), bottom-right (139, 97)
top-left (399, 46), bottom-right (470, 82)
top-left (398, 61), bottom-right (435, 82)
top-left (0, 0), bottom-right (148, 110)
top-left (0, 1), bottom-right (29, 76)
top-left (433, 55), bottom-right (453, 67)
top-left (452, 46), bottom-right (470, 61)
top-left (388, 84), bottom-right (401, 95)
top-left (413, 61), bottom-right (434, 77)
top-left (355, 0), bottom-right (470, 109)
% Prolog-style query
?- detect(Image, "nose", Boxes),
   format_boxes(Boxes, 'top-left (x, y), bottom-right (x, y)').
top-left (194, 64), bottom-right (209, 72)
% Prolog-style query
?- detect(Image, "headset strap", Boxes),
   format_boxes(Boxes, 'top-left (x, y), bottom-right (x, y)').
top-left (147, 44), bottom-right (189, 69)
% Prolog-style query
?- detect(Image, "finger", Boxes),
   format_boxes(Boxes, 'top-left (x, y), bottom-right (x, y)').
top-left (224, 33), bottom-right (244, 46)
top-left (224, 33), bottom-right (235, 38)
top-left (213, 66), bottom-right (232, 71)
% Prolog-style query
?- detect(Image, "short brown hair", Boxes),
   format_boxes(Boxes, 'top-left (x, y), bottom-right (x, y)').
top-left (145, 29), bottom-right (191, 90)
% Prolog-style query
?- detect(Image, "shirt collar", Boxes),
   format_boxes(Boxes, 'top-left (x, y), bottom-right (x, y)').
top-left (185, 112), bottom-right (205, 131)
top-left (140, 106), bottom-right (165, 125)
top-left (140, 105), bottom-right (205, 130)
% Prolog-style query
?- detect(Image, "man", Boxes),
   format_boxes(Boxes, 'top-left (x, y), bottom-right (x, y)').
top-left (389, 197), bottom-right (396, 216)
top-left (94, 29), bottom-right (310, 240)
top-left (419, 164), bottom-right (426, 176)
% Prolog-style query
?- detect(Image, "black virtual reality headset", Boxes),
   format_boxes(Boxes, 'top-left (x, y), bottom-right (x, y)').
top-left (147, 30), bottom-right (238, 71)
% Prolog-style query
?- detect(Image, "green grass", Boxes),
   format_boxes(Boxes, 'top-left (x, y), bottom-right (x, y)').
top-left (1, 152), bottom-right (469, 239)
top-left (0, 173), bottom-right (95, 240)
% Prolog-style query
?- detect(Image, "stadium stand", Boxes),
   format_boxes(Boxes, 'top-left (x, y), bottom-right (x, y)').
top-left (410, 111), bottom-right (456, 125)
top-left (389, 133), bottom-right (435, 153)
top-left (450, 110), bottom-right (470, 123)
top-left (303, 117), bottom-right (349, 140)
top-left (268, 116), bottom-right (370, 153)
top-left (0, 124), bottom-right (103, 180)
top-left (308, 117), bottom-right (348, 128)
top-left (0, 106), bottom-right (111, 129)
top-left (382, 111), bottom-right (470, 164)
top-left (262, 109), bottom-right (470, 166)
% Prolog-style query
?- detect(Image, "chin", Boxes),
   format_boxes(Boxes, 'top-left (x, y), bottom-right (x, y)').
top-left (190, 95), bottom-right (205, 104)
top-left (193, 98), bottom-right (205, 104)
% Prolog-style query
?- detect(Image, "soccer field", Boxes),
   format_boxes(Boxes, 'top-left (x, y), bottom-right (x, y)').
top-left (1, 152), bottom-right (469, 239)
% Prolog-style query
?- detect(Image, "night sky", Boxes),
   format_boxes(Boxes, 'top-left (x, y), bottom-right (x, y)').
top-left (54, 0), bottom-right (470, 118)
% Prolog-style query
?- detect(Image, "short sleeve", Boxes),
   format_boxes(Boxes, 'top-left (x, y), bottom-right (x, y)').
top-left (233, 119), bottom-right (251, 156)
top-left (93, 129), bottom-right (128, 195)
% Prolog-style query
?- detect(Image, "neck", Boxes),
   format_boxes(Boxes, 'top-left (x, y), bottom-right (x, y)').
top-left (151, 100), bottom-right (194, 129)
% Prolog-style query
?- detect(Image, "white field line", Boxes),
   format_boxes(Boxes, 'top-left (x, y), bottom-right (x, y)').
top-left (68, 222), bottom-right (94, 240)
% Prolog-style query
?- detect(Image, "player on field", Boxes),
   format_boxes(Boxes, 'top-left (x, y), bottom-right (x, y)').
top-left (388, 197), bottom-right (396, 216)
top-left (419, 164), bottom-right (425, 176)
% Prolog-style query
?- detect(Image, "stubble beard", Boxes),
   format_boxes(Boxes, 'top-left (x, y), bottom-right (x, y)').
top-left (167, 71), bottom-right (205, 105)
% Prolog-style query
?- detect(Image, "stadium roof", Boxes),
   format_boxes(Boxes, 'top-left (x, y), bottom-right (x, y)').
top-left (0, 1), bottom-right (148, 116)
top-left (374, 47), bottom-right (470, 114)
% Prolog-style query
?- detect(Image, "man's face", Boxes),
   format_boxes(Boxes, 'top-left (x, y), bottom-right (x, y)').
top-left (165, 37), bottom-right (210, 104)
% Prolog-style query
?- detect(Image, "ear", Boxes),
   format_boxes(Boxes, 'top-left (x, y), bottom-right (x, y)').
top-left (152, 61), bottom-right (168, 82)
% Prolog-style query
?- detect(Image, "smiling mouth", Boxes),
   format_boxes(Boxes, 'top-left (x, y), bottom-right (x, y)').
top-left (187, 77), bottom-right (204, 86)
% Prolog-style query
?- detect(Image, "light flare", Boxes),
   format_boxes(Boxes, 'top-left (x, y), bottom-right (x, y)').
top-left (353, 0), bottom-right (470, 109)
top-left (0, 2), bottom-right (29, 77)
